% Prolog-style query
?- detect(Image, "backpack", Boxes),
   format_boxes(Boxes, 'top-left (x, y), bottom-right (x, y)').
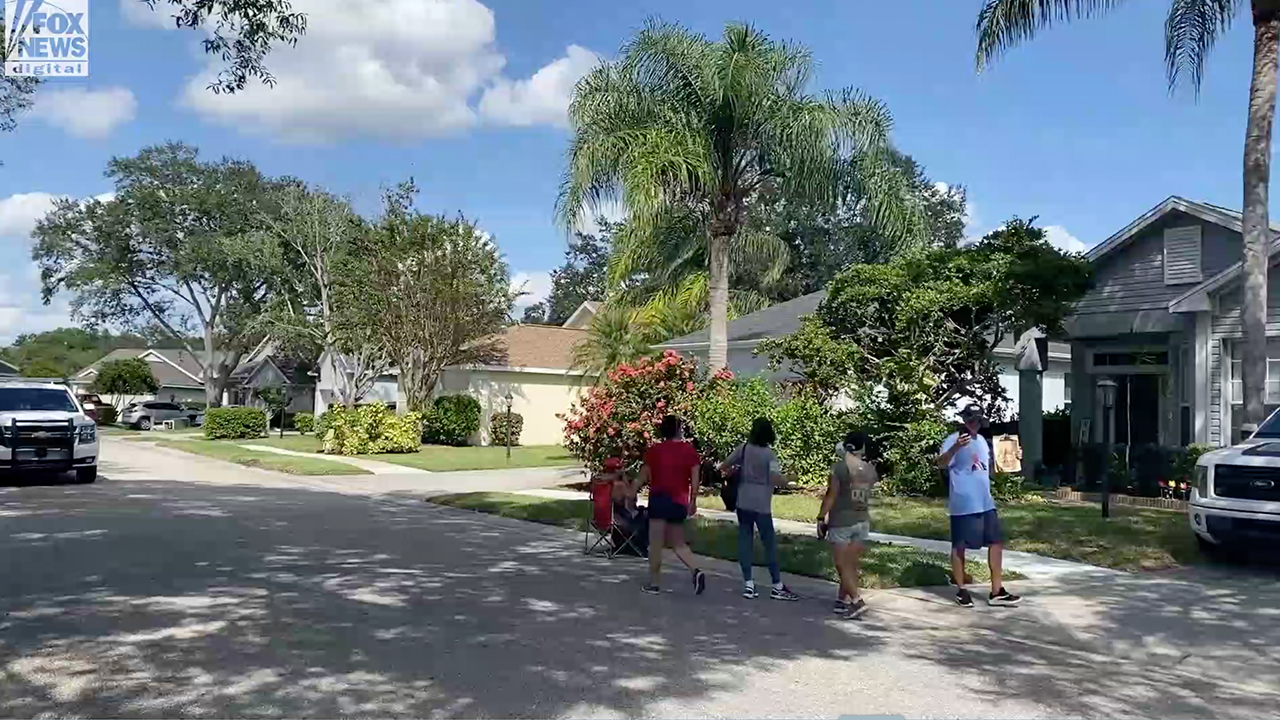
top-left (719, 445), bottom-right (741, 512)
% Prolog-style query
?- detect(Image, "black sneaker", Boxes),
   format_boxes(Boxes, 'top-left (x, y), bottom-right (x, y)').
top-left (954, 588), bottom-right (975, 608)
top-left (641, 584), bottom-right (660, 595)
top-left (770, 585), bottom-right (800, 602)
top-left (844, 597), bottom-right (869, 619)
top-left (988, 587), bottom-right (1022, 607)
top-left (832, 599), bottom-right (852, 615)
top-left (742, 584), bottom-right (759, 599)
top-left (693, 569), bottom-right (707, 595)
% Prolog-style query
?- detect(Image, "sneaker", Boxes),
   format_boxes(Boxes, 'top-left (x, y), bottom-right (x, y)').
top-left (988, 587), bottom-right (1022, 607)
top-left (833, 599), bottom-right (852, 615)
top-left (641, 584), bottom-right (661, 595)
top-left (954, 588), bottom-right (975, 608)
top-left (693, 569), bottom-right (707, 595)
top-left (770, 585), bottom-right (800, 601)
top-left (844, 597), bottom-right (869, 619)
top-left (742, 583), bottom-right (759, 599)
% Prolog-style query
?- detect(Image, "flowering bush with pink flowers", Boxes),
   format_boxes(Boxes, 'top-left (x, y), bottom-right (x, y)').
top-left (559, 350), bottom-right (709, 472)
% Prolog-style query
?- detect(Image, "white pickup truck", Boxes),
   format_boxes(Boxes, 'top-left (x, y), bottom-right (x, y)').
top-left (1190, 413), bottom-right (1280, 551)
top-left (0, 379), bottom-right (99, 483)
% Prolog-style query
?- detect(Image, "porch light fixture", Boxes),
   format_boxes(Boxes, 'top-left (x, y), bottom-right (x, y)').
top-left (1098, 378), bottom-right (1117, 409)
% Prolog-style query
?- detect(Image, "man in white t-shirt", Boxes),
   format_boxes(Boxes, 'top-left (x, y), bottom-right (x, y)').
top-left (936, 404), bottom-right (1022, 609)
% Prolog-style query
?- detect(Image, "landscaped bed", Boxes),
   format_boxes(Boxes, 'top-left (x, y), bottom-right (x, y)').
top-left (240, 435), bottom-right (576, 472)
top-left (430, 491), bottom-right (1017, 589)
top-left (154, 439), bottom-right (369, 476)
top-left (699, 493), bottom-right (1200, 571)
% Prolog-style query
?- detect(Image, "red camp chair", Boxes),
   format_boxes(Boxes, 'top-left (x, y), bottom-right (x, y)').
top-left (584, 479), bottom-right (643, 558)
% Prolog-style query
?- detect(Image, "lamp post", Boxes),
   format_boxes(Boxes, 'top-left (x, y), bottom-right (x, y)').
top-left (504, 390), bottom-right (513, 461)
top-left (1098, 378), bottom-right (1118, 519)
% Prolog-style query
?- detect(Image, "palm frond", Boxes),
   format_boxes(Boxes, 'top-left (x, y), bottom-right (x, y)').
top-left (1165, 0), bottom-right (1241, 93)
top-left (975, 0), bottom-right (1128, 71)
top-left (571, 303), bottom-right (654, 379)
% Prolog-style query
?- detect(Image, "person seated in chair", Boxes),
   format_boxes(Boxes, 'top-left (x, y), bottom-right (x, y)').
top-left (604, 457), bottom-right (648, 555)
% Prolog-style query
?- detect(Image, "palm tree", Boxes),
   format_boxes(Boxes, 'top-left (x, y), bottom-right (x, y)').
top-left (571, 303), bottom-right (654, 379)
top-left (559, 20), bottom-right (925, 372)
top-left (975, 0), bottom-right (1277, 428)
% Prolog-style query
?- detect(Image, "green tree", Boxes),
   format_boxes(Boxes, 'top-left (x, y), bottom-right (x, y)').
top-left (350, 183), bottom-right (517, 412)
top-left (571, 304), bottom-right (655, 378)
top-left (1, 328), bottom-right (143, 379)
top-left (91, 358), bottom-right (160, 407)
top-left (559, 20), bottom-right (926, 372)
top-left (260, 183), bottom-right (390, 409)
top-left (255, 386), bottom-right (289, 438)
top-left (32, 143), bottom-right (285, 407)
top-left (974, 0), bottom-right (1276, 429)
top-left (522, 220), bottom-right (617, 325)
top-left (1, 1), bottom-right (305, 142)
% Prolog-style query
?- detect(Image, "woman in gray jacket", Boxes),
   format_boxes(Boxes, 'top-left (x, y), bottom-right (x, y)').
top-left (721, 417), bottom-right (798, 601)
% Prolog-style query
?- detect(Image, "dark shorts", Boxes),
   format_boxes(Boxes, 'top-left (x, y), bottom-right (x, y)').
top-left (950, 509), bottom-right (1003, 551)
top-left (648, 493), bottom-right (688, 523)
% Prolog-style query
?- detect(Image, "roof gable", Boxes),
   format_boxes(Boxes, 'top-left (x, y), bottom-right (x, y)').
top-left (1088, 196), bottom-right (1280, 265)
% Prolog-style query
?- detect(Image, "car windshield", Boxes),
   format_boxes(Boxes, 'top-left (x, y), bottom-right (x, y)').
top-left (1252, 410), bottom-right (1280, 438)
top-left (0, 388), bottom-right (78, 413)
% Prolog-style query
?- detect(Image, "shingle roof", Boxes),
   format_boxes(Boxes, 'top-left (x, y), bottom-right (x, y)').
top-left (491, 324), bottom-right (588, 370)
top-left (75, 348), bottom-right (205, 389)
top-left (658, 291), bottom-right (826, 348)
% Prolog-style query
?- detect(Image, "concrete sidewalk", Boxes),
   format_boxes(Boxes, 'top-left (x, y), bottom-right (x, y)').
top-left (512, 488), bottom-right (1117, 580)
top-left (239, 443), bottom-right (430, 475)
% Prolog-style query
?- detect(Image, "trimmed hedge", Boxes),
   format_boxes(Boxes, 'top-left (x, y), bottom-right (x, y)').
top-left (490, 411), bottom-right (523, 446)
top-left (294, 412), bottom-right (315, 434)
top-left (204, 407), bottom-right (267, 440)
top-left (96, 405), bottom-right (118, 426)
top-left (423, 394), bottom-right (481, 446)
top-left (321, 404), bottom-right (422, 455)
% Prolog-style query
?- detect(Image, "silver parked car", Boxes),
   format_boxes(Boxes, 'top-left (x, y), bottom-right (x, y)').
top-left (120, 401), bottom-right (199, 430)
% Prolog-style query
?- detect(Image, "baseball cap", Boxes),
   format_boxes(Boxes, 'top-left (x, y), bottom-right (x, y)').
top-left (960, 404), bottom-right (985, 421)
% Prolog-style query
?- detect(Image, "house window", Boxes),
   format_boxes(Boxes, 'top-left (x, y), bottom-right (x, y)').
top-left (1228, 344), bottom-right (1280, 443)
top-left (1163, 225), bottom-right (1203, 285)
top-left (1093, 351), bottom-right (1169, 367)
top-left (1228, 358), bottom-right (1280, 404)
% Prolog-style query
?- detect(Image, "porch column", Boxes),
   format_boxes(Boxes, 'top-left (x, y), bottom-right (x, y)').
top-left (1017, 334), bottom-right (1049, 483)
top-left (1194, 312), bottom-right (1211, 444)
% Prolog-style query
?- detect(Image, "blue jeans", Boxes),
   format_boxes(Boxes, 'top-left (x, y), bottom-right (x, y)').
top-left (737, 508), bottom-right (781, 584)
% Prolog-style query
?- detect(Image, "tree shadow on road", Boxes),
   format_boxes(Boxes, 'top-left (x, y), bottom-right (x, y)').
top-left (0, 478), bottom-right (890, 718)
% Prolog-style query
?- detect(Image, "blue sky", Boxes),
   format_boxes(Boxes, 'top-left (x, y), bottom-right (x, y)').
top-left (0, 0), bottom-right (1270, 342)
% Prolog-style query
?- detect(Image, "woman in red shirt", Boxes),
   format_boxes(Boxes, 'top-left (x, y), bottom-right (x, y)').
top-left (635, 415), bottom-right (706, 595)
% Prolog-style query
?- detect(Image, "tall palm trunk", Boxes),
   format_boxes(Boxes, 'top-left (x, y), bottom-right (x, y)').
top-left (707, 234), bottom-right (730, 372)
top-left (1241, 5), bottom-right (1280, 428)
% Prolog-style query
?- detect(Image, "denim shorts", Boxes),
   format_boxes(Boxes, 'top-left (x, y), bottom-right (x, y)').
top-left (827, 521), bottom-right (870, 545)
top-left (647, 493), bottom-right (688, 523)
top-left (950, 509), bottom-right (1003, 550)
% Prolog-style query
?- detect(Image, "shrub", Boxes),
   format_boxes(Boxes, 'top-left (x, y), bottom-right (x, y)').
top-left (689, 376), bottom-right (777, 464)
top-left (423, 394), bottom-right (482, 446)
top-left (874, 417), bottom-right (950, 497)
top-left (991, 471), bottom-right (1033, 503)
top-left (560, 350), bottom-right (706, 472)
top-left (321, 404), bottom-right (422, 455)
top-left (316, 407), bottom-right (338, 437)
top-left (490, 410), bottom-right (524, 446)
top-left (96, 405), bottom-right (118, 425)
top-left (204, 406), bottom-right (268, 440)
top-left (294, 412), bottom-right (315, 434)
top-left (773, 390), bottom-right (847, 488)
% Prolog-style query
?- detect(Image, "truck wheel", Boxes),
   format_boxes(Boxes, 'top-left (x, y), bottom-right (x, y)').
top-left (76, 467), bottom-right (98, 484)
top-left (138, 417), bottom-right (152, 431)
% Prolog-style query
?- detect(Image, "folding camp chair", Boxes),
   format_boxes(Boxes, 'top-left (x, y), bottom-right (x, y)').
top-left (584, 479), bottom-right (644, 558)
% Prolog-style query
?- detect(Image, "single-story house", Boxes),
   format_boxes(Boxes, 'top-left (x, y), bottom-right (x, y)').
top-left (1066, 195), bottom-right (1280, 449)
top-left (656, 291), bottom-right (1072, 417)
top-left (313, 315), bottom-right (596, 446)
top-left (71, 342), bottom-right (316, 413)
top-left (0, 358), bottom-right (18, 376)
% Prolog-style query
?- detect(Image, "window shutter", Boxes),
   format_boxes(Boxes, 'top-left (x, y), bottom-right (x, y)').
top-left (1164, 226), bottom-right (1203, 285)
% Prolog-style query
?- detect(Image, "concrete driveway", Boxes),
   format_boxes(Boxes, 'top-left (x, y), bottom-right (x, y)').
top-left (1, 439), bottom-right (1278, 718)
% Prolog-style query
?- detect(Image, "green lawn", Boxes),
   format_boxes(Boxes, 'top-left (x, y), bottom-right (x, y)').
top-left (245, 435), bottom-right (575, 471)
top-left (431, 492), bottom-right (1016, 589)
top-left (699, 493), bottom-right (1200, 571)
top-left (154, 439), bottom-right (369, 476)
top-left (98, 425), bottom-right (144, 436)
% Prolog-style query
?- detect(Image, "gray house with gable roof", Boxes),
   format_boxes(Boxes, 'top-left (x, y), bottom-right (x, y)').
top-left (1066, 196), bottom-right (1280, 450)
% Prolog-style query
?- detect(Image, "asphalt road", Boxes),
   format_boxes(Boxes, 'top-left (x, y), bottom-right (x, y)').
top-left (1, 440), bottom-right (1278, 719)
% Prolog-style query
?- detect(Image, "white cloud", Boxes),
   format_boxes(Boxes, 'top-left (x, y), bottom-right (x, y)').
top-left (181, 0), bottom-right (598, 143)
top-left (510, 270), bottom-right (553, 307)
top-left (1044, 224), bottom-right (1087, 253)
top-left (574, 196), bottom-right (628, 236)
top-left (0, 192), bottom-right (59, 237)
top-left (29, 87), bottom-right (138, 138)
top-left (479, 45), bottom-right (599, 127)
top-left (119, 0), bottom-right (177, 29)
